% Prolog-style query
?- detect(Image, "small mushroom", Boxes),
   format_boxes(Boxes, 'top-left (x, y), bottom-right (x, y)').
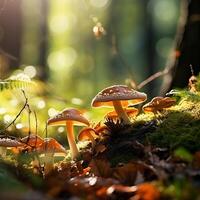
top-left (47, 108), bottom-right (89, 160)
top-left (143, 96), bottom-right (176, 115)
top-left (0, 136), bottom-right (24, 157)
top-left (20, 135), bottom-right (44, 148)
top-left (188, 75), bottom-right (198, 92)
top-left (92, 85), bottom-right (147, 124)
top-left (78, 127), bottom-right (97, 147)
top-left (36, 137), bottom-right (67, 175)
top-left (11, 135), bottom-right (44, 154)
top-left (95, 125), bottom-right (109, 136)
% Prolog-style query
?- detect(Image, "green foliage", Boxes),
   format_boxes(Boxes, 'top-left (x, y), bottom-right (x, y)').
top-left (0, 74), bottom-right (34, 92)
top-left (174, 147), bottom-right (193, 162)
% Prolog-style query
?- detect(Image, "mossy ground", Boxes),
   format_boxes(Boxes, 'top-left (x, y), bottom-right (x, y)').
top-left (94, 90), bottom-right (200, 167)
top-left (148, 96), bottom-right (200, 152)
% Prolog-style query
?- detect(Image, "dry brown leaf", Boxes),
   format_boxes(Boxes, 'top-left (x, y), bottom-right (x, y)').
top-left (89, 159), bottom-right (113, 178)
top-left (130, 183), bottom-right (160, 200)
top-left (113, 162), bottom-right (157, 185)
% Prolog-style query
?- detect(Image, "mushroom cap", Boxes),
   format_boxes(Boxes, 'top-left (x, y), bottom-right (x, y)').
top-left (104, 107), bottom-right (139, 119)
top-left (91, 85), bottom-right (147, 107)
top-left (20, 135), bottom-right (44, 147)
top-left (0, 137), bottom-right (24, 147)
top-left (95, 125), bottom-right (109, 136)
top-left (36, 138), bottom-right (66, 154)
top-left (143, 96), bottom-right (176, 112)
top-left (47, 108), bottom-right (90, 127)
top-left (78, 127), bottom-right (97, 142)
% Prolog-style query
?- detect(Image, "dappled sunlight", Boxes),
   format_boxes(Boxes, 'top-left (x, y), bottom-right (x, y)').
top-left (1, 0), bottom-right (200, 199)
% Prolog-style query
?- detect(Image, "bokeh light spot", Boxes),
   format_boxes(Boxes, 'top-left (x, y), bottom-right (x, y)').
top-left (37, 100), bottom-right (46, 109)
top-left (71, 98), bottom-right (83, 105)
top-left (24, 65), bottom-right (37, 78)
top-left (48, 47), bottom-right (77, 72)
top-left (16, 123), bottom-right (23, 129)
top-left (48, 108), bottom-right (59, 117)
top-left (58, 127), bottom-right (65, 133)
top-left (0, 108), bottom-right (6, 115)
top-left (3, 115), bottom-right (13, 123)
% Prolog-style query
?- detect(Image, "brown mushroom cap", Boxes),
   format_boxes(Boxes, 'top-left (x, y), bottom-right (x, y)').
top-left (36, 138), bottom-right (66, 154)
top-left (143, 97), bottom-right (176, 112)
top-left (78, 127), bottom-right (97, 142)
top-left (47, 108), bottom-right (90, 127)
top-left (0, 137), bottom-right (24, 147)
top-left (91, 85), bottom-right (147, 107)
top-left (20, 135), bottom-right (44, 147)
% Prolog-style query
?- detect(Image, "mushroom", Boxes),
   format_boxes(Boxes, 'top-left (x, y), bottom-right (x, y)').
top-left (188, 75), bottom-right (198, 92)
top-left (142, 96), bottom-right (176, 115)
top-left (95, 125), bottom-right (109, 136)
top-left (104, 107), bottom-right (139, 121)
top-left (36, 137), bottom-right (67, 175)
top-left (20, 135), bottom-right (44, 147)
top-left (47, 108), bottom-right (89, 160)
top-left (78, 127), bottom-right (97, 147)
top-left (11, 135), bottom-right (44, 154)
top-left (91, 85), bottom-right (147, 124)
top-left (0, 136), bottom-right (24, 157)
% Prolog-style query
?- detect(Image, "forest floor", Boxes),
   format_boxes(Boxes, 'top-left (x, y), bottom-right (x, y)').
top-left (0, 89), bottom-right (200, 200)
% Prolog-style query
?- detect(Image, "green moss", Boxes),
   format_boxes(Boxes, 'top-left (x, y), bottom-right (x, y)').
top-left (148, 98), bottom-right (200, 152)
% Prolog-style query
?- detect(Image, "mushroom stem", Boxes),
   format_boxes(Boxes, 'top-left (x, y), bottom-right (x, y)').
top-left (0, 147), bottom-right (7, 157)
top-left (66, 121), bottom-right (79, 160)
top-left (43, 152), bottom-right (54, 175)
top-left (112, 101), bottom-right (131, 124)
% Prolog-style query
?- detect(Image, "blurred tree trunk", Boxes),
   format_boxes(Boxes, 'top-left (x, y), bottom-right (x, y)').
top-left (38, 0), bottom-right (49, 80)
top-left (160, 0), bottom-right (200, 95)
top-left (0, 0), bottom-right (22, 78)
top-left (143, 0), bottom-right (155, 96)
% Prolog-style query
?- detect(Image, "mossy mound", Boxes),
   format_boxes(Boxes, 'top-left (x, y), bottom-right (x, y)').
top-left (148, 95), bottom-right (200, 152)
top-left (98, 91), bottom-right (200, 166)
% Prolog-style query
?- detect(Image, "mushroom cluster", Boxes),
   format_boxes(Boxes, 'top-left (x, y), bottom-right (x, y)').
top-left (0, 84), bottom-right (178, 176)
top-left (46, 85), bottom-right (147, 160)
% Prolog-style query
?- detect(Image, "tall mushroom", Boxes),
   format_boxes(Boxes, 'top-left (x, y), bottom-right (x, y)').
top-left (47, 108), bottom-right (89, 160)
top-left (91, 85), bottom-right (147, 124)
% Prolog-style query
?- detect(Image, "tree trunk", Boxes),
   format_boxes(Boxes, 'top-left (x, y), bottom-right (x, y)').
top-left (0, 0), bottom-right (22, 78)
top-left (160, 0), bottom-right (200, 95)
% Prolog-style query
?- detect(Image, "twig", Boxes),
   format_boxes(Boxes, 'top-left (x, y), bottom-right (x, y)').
top-left (33, 111), bottom-right (38, 147)
top-left (0, 90), bottom-right (28, 134)
top-left (137, 69), bottom-right (169, 89)
top-left (25, 102), bottom-right (32, 144)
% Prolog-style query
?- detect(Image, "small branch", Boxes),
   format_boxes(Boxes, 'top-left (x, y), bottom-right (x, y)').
top-left (0, 90), bottom-right (28, 134)
top-left (26, 103), bottom-right (32, 138)
top-left (33, 111), bottom-right (38, 147)
top-left (137, 69), bottom-right (169, 90)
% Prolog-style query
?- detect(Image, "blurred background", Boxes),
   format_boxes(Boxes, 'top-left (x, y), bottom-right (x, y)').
top-left (0, 0), bottom-right (180, 138)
